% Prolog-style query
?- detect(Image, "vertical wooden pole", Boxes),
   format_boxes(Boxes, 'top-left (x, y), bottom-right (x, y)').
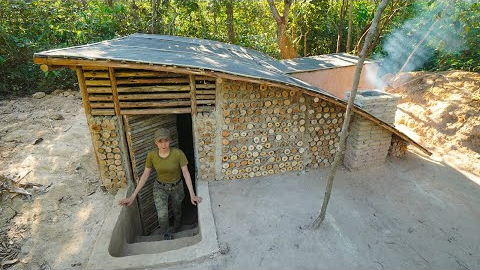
top-left (76, 67), bottom-right (91, 115)
top-left (108, 67), bottom-right (121, 116)
top-left (214, 78), bottom-right (224, 180)
top-left (189, 74), bottom-right (197, 115)
top-left (76, 66), bottom-right (103, 188)
top-left (109, 67), bottom-right (133, 188)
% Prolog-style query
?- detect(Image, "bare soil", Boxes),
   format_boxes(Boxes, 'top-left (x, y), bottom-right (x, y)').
top-left (0, 70), bottom-right (478, 269)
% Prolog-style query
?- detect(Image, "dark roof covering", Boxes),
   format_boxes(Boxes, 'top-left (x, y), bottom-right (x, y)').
top-left (270, 53), bottom-right (376, 73)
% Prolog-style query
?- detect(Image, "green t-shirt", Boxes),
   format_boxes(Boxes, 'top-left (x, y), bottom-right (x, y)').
top-left (145, 147), bottom-right (188, 183)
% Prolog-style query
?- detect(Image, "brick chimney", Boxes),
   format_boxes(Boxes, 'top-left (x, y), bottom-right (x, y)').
top-left (344, 89), bottom-right (400, 170)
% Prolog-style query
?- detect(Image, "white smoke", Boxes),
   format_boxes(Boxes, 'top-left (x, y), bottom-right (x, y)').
top-left (372, 0), bottom-right (472, 88)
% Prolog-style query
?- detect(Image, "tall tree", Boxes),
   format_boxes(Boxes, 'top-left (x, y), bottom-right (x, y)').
top-left (336, 0), bottom-right (348, 52)
top-left (355, 0), bottom-right (409, 57)
top-left (346, 0), bottom-right (353, 52)
top-left (309, 0), bottom-right (393, 230)
top-left (226, 0), bottom-right (235, 43)
top-left (267, 0), bottom-right (298, 59)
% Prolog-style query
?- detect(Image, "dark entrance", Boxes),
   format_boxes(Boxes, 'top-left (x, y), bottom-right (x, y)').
top-left (175, 114), bottom-right (197, 230)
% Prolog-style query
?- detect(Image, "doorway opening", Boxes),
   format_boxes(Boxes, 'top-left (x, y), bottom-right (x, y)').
top-left (123, 114), bottom-right (198, 243)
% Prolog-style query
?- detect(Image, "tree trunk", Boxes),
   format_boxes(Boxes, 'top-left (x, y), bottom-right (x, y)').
top-left (106, 0), bottom-right (113, 8)
top-left (309, 0), bottom-right (392, 230)
top-left (267, 0), bottom-right (298, 59)
top-left (336, 0), bottom-right (347, 53)
top-left (151, 0), bottom-right (158, 34)
top-left (346, 0), bottom-right (353, 52)
top-left (226, 0), bottom-right (235, 43)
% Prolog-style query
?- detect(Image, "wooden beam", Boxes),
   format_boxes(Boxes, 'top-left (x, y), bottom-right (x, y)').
top-left (91, 109), bottom-right (115, 115)
top-left (121, 106), bottom-right (213, 115)
top-left (117, 85), bottom-right (190, 93)
top-left (119, 100), bottom-right (192, 108)
top-left (189, 75), bottom-right (197, 115)
top-left (40, 64), bottom-right (70, 72)
top-left (75, 67), bottom-right (91, 115)
top-left (108, 67), bottom-right (121, 116)
top-left (118, 93), bottom-right (191, 100)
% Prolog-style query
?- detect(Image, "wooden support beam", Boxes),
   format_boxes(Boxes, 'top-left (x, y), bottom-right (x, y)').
top-left (121, 106), bottom-right (213, 115)
top-left (117, 85), bottom-right (190, 93)
top-left (108, 67), bottom-right (121, 116)
top-left (119, 100), bottom-right (192, 108)
top-left (189, 74), bottom-right (197, 115)
top-left (75, 67), bottom-right (91, 115)
top-left (118, 93), bottom-right (191, 100)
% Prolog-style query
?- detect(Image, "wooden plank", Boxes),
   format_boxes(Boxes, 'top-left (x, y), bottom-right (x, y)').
top-left (197, 94), bottom-right (215, 100)
top-left (82, 66), bottom-right (109, 71)
top-left (120, 100), bottom-right (192, 108)
top-left (116, 78), bottom-right (191, 85)
top-left (189, 74), bottom-right (197, 115)
top-left (123, 106), bottom-right (213, 115)
top-left (117, 85), bottom-right (190, 93)
top-left (85, 79), bottom-right (111, 86)
top-left (87, 87), bottom-right (112, 94)
top-left (198, 99), bottom-right (215, 105)
top-left (196, 90), bottom-right (215, 95)
top-left (118, 93), bottom-right (190, 100)
top-left (90, 102), bottom-right (115, 108)
top-left (91, 109), bottom-right (115, 115)
top-left (115, 71), bottom-right (183, 78)
top-left (108, 67), bottom-right (121, 116)
top-left (75, 67), bottom-right (91, 115)
top-left (84, 71), bottom-right (109, 78)
top-left (195, 83), bottom-right (216, 89)
top-left (121, 108), bottom-right (191, 115)
top-left (89, 95), bottom-right (113, 102)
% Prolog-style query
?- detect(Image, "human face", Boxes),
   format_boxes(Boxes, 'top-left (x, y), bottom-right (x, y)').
top-left (155, 138), bottom-right (170, 151)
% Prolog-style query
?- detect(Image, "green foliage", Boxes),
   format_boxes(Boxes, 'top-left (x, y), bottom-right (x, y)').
top-left (0, 0), bottom-right (478, 98)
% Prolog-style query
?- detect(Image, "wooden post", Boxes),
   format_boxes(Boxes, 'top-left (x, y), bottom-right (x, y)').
top-left (108, 67), bottom-right (121, 116)
top-left (76, 67), bottom-right (92, 115)
top-left (189, 74), bottom-right (197, 115)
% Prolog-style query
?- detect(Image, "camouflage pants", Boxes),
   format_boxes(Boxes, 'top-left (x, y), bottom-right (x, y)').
top-left (153, 180), bottom-right (185, 234)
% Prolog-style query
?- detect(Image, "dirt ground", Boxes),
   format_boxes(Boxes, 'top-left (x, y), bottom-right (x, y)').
top-left (0, 71), bottom-right (479, 269)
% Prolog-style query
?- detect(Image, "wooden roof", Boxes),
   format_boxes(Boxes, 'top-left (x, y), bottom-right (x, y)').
top-left (33, 34), bottom-right (431, 155)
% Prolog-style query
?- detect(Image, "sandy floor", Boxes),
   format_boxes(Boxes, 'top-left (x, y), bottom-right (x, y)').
top-left (0, 71), bottom-right (479, 269)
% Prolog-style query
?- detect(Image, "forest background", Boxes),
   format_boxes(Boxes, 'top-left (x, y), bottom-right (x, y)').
top-left (0, 0), bottom-right (478, 98)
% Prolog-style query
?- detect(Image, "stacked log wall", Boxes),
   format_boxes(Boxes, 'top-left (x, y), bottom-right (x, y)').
top-left (195, 112), bottom-right (217, 180)
top-left (87, 115), bottom-right (129, 190)
top-left (303, 95), bottom-right (344, 169)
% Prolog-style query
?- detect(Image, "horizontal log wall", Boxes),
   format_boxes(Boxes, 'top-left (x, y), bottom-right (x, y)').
top-left (82, 67), bottom-right (216, 116)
